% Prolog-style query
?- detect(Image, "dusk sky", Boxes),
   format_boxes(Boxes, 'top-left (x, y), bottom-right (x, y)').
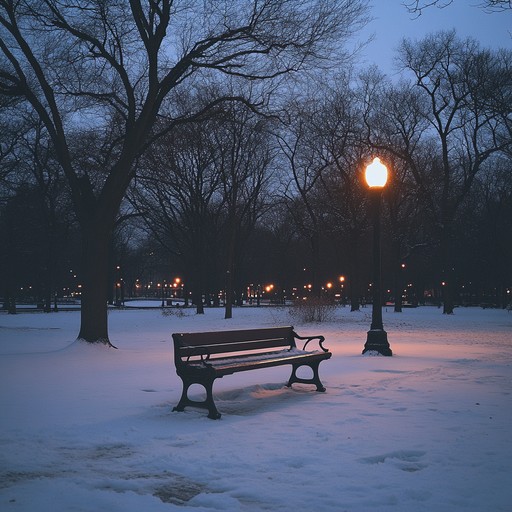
top-left (358, 0), bottom-right (512, 76)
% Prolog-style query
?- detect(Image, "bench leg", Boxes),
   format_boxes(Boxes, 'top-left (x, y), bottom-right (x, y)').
top-left (173, 374), bottom-right (222, 420)
top-left (287, 360), bottom-right (326, 392)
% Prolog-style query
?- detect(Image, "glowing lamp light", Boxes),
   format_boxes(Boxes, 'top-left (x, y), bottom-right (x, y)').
top-left (365, 157), bottom-right (388, 188)
top-left (362, 156), bottom-right (392, 356)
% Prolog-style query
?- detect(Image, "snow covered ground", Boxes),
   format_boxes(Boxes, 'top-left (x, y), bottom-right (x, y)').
top-left (1, 305), bottom-right (511, 512)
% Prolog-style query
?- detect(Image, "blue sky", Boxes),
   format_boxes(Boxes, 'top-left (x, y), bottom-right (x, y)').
top-left (357, 0), bottom-right (511, 76)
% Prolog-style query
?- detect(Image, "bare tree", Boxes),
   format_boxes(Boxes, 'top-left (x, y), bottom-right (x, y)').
top-left (213, 102), bottom-right (275, 319)
top-left (405, 0), bottom-right (512, 15)
top-left (0, 115), bottom-right (77, 313)
top-left (0, 101), bottom-right (25, 200)
top-left (19, 122), bottom-right (75, 312)
top-left (276, 96), bottom-right (333, 296)
top-left (358, 71), bottom-right (434, 309)
top-left (130, 114), bottom-right (224, 314)
top-left (367, 31), bottom-right (512, 313)
top-left (310, 78), bottom-right (370, 310)
top-left (0, 0), bottom-right (370, 344)
top-left (476, 156), bottom-right (512, 307)
top-left (321, 151), bottom-right (370, 311)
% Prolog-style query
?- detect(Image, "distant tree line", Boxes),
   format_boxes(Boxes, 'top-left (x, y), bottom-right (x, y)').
top-left (1, 2), bottom-right (511, 343)
top-left (0, 0), bottom-right (369, 343)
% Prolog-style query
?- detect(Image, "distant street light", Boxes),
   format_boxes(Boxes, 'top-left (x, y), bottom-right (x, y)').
top-left (362, 157), bottom-right (392, 356)
top-left (339, 275), bottom-right (345, 305)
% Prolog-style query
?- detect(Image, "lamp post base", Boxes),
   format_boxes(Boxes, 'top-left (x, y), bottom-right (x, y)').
top-left (363, 329), bottom-right (392, 356)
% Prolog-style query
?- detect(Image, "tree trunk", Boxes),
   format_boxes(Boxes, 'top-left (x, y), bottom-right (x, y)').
top-left (7, 295), bottom-right (16, 315)
top-left (310, 231), bottom-right (321, 297)
top-left (224, 269), bottom-right (233, 319)
top-left (392, 245), bottom-right (403, 313)
top-left (194, 275), bottom-right (205, 314)
top-left (77, 220), bottom-right (116, 346)
top-left (442, 281), bottom-right (455, 314)
top-left (224, 225), bottom-right (237, 320)
top-left (440, 226), bottom-right (455, 315)
top-left (194, 290), bottom-right (205, 314)
top-left (393, 266), bottom-right (403, 313)
top-left (348, 236), bottom-right (361, 312)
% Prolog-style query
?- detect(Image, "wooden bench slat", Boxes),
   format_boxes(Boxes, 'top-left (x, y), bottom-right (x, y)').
top-left (178, 337), bottom-right (291, 357)
top-left (196, 349), bottom-right (329, 374)
top-left (174, 326), bottom-right (294, 347)
top-left (187, 347), bottom-right (316, 366)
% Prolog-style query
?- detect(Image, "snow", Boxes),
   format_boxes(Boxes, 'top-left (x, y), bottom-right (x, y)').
top-left (1, 305), bottom-right (511, 511)
top-left (185, 347), bottom-right (326, 371)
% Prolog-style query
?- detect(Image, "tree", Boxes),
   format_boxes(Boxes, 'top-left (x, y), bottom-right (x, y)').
top-left (276, 97), bottom-right (332, 296)
top-left (359, 72), bottom-right (433, 311)
top-left (398, 32), bottom-right (511, 313)
top-left (22, 124), bottom-right (76, 311)
top-left (311, 78), bottom-right (369, 311)
top-left (321, 149), bottom-right (370, 311)
top-left (472, 156), bottom-right (512, 307)
top-left (133, 97), bottom-right (275, 317)
top-left (0, 0), bottom-right (370, 344)
top-left (129, 113), bottom-right (224, 314)
top-left (213, 102), bottom-right (274, 319)
top-left (0, 116), bottom-right (78, 312)
top-left (380, 155), bottom-right (428, 311)
top-left (366, 31), bottom-right (512, 313)
top-left (405, 0), bottom-right (512, 15)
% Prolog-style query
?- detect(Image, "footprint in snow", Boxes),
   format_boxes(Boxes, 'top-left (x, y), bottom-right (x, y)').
top-left (359, 450), bottom-right (427, 472)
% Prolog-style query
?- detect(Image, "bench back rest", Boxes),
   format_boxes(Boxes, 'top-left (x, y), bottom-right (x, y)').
top-left (173, 326), bottom-right (296, 364)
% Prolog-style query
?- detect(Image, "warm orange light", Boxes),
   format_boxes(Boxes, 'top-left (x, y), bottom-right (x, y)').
top-left (339, 275), bottom-right (345, 283)
top-left (326, 282), bottom-right (333, 289)
top-left (365, 157), bottom-right (388, 188)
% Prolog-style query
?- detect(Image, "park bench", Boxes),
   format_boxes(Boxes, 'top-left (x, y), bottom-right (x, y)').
top-left (172, 326), bottom-right (331, 419)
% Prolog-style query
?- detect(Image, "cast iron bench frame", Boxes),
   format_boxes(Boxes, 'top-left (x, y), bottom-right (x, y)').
top-left (172, 326), bottom-right (331, 419)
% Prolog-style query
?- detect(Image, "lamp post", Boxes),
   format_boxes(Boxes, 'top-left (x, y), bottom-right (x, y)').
top-left (362, 157), bottom-right (392, 356)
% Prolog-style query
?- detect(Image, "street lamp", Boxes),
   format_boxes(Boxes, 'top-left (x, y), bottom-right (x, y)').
top-left (362, 157), bottom-right (392, 356)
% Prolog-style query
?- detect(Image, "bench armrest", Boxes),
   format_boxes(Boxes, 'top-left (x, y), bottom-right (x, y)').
top-left (183, 346), bottom-right (212, 366)
top-left (292, 332), bottom-right (328, 352)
